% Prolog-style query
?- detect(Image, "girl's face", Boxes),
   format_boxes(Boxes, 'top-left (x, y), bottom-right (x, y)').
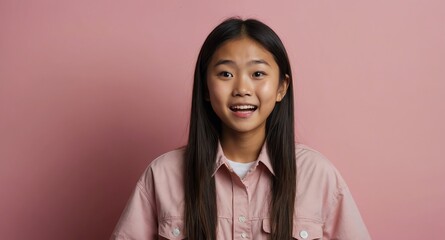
top-left (206, 37), bottom-right (288, 136)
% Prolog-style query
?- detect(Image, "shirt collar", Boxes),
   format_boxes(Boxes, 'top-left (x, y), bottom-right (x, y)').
top-left (212, 141), bottom-right (275, 176)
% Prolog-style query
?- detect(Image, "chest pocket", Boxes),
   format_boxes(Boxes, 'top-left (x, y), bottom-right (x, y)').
top-left (158, 218), bottom-right (186, 239)
top-left (262, 218), bottom-right (323, 239)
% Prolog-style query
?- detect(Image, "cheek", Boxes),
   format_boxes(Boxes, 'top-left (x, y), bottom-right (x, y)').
top-left (257, 81), bottom-right (279, 103)
top-left (207, 81), bottom-right (230, 114)
top-left (206, 79), bottom-right (217, 98)
top-left (208, 79), bottom-right (232, 100)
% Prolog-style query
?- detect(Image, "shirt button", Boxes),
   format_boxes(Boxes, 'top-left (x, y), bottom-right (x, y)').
top-left (299, 230), bottom-right (309, 239)
top-left (172, 227), bottom-right (180, 237)
top-left (238, 215), bottom-right (246, 223)
top-left (241, 232), bottom-right (247, 238)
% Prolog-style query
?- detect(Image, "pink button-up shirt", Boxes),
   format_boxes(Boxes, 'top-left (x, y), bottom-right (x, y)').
top-left (111, 143), bottom-right (371, 239)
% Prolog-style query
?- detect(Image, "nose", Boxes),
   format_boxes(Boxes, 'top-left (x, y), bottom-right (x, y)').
top-left (232, 75), bottom-right (252, 97)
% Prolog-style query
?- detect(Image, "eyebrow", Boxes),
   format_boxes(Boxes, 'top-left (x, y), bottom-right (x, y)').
top-left (213, 59), bottom-right (271, 67)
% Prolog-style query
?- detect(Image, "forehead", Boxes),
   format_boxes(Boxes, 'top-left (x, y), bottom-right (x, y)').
top-left (210, 37), bottom-right (277, 66)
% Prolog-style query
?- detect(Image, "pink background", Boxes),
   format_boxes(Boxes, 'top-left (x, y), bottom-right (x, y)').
top-left (1, 0), bottom-right (444, 239)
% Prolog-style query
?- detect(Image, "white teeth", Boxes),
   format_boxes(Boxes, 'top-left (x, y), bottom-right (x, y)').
top-left (231, 105), bottom-right (256, 110)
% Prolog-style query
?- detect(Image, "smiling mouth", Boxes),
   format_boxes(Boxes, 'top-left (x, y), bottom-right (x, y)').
top-left (229, 105), bottom-right (258, 112)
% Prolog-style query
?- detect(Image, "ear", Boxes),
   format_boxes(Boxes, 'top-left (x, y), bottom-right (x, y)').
top-left (276, 74), bottom-right (290, 102)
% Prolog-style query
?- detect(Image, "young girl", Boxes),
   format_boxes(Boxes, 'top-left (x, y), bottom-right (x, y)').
top-left (111, 18), bottom-right (371, 239)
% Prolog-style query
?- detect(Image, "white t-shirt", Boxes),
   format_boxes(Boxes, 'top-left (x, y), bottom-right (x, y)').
top-left (226, 159), bottom-right (256, 179)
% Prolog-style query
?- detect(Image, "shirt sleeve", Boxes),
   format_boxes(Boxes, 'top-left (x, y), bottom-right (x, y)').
top-left (110, 168), bottom-right (158, 240)
top-left (323, 180), bottom-right (371, 239)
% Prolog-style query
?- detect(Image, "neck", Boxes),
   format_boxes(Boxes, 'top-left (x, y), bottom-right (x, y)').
top-left (220, 126), bottom-right (265, 163)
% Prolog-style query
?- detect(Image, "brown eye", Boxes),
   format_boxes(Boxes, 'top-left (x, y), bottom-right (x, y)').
top-left (218, 71), bottom-right (233, 78)
top-left (253, 71), bottom-right (266, 78)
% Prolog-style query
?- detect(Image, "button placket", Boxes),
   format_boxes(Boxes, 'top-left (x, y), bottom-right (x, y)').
top-left (232, 174), bottom-right (251, 239)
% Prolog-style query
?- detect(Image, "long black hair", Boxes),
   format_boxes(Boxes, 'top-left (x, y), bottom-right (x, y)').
top-left (184, 17), bottom-right (296, 240)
